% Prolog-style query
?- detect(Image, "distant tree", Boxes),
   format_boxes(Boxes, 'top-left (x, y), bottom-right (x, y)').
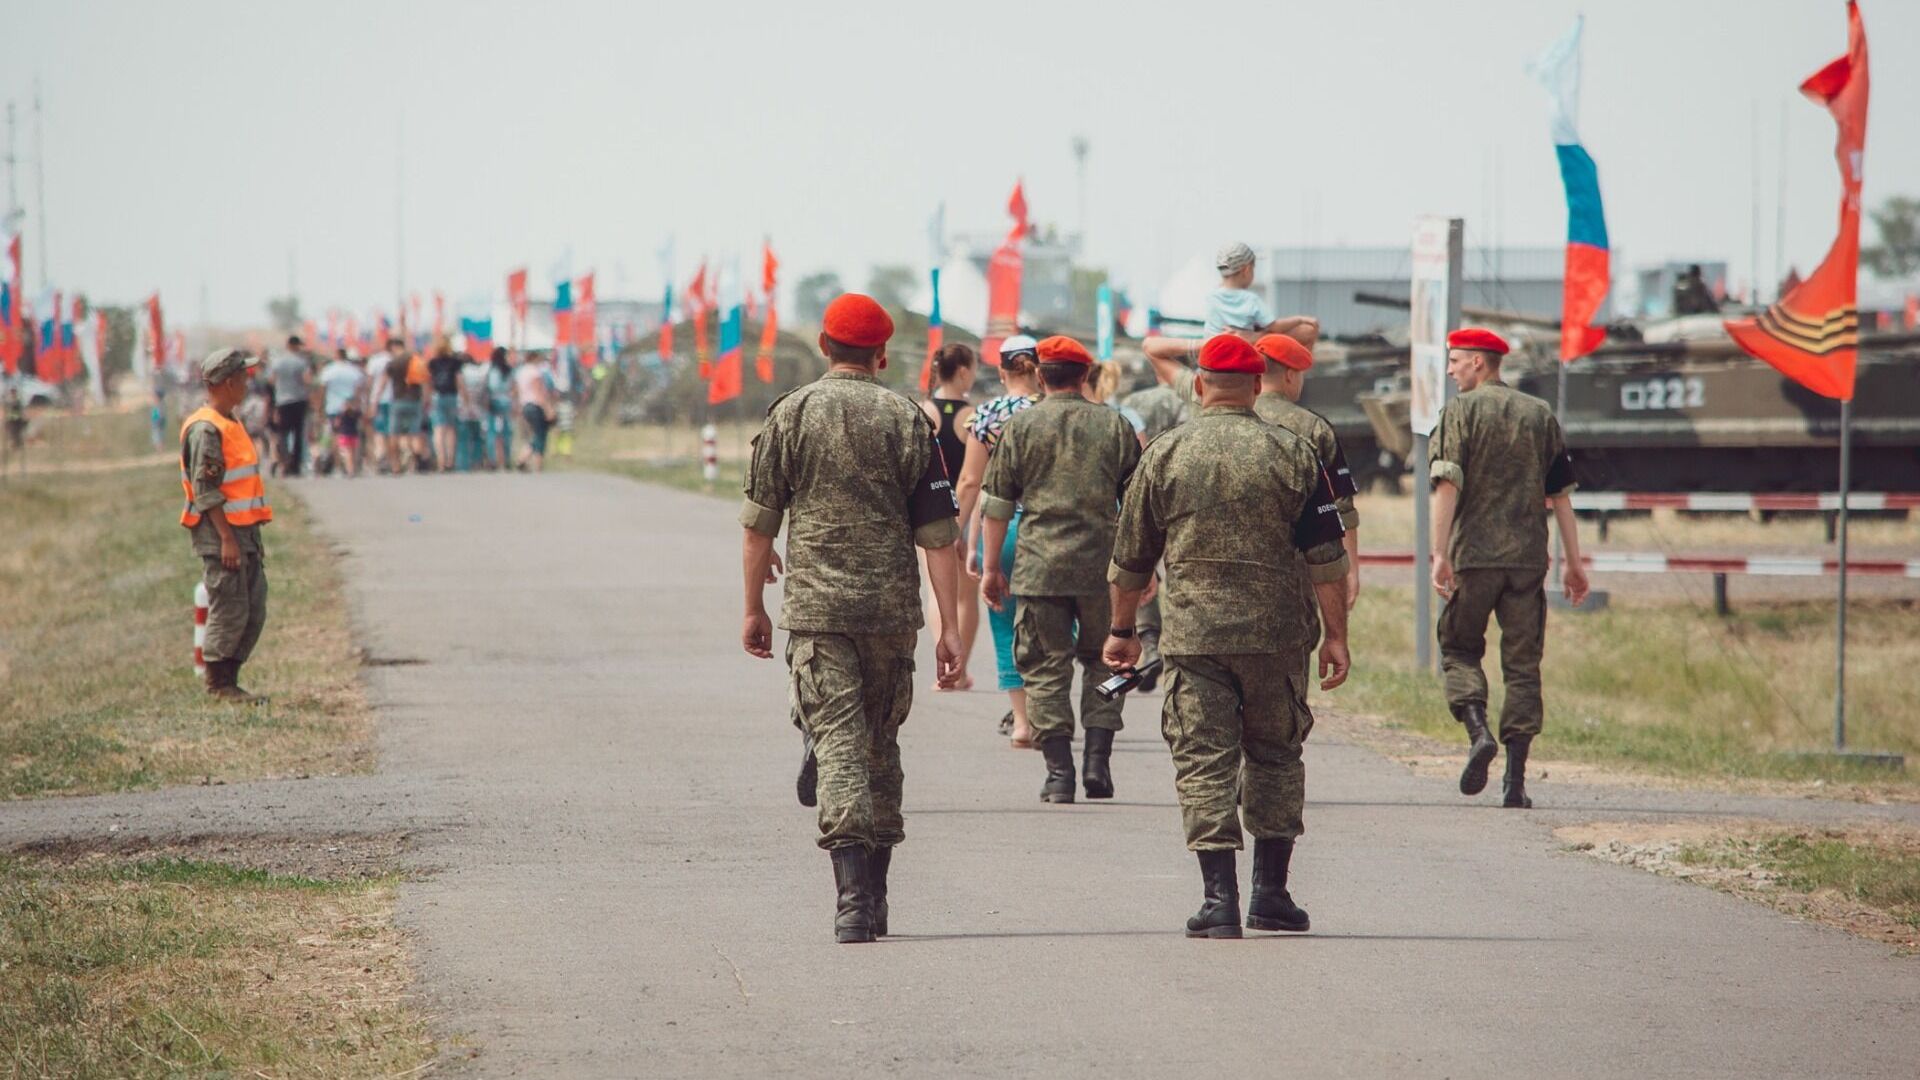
top-left (866, 264), bottom-right (919, 311)
top-left (795, 272), bottom-right (844, 324)
top-left (266, 295), bottom-right (302, 333)
top-left (1864, 195), bottom-right (1920, 278)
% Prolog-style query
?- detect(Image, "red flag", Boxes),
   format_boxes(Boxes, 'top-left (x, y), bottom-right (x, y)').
top-left (1007, 180), bottom-right (1029, 241)
top-left (708, 349), bottom-right (742, 404)
top-left (689, 261), bottom-right (712, 377)
top-left (575, 273), bottom-right (598, 367)
top-left (981, 238), bottom-right (1023, 369)
top-left (506, 268), bottom-right (529, 344)
top-left (432, 292), bottom-right (446, 340)
top-left (0, 232), bottom-right (19, 374)
top-left (1724, 1), bottom-right (1868, 401)
top-left (146, 293), bottom-right (166, 371)
top-left (756, 242), bottom-right (779, 382)
top-left (1905, 294), bottom-right (1918, 331)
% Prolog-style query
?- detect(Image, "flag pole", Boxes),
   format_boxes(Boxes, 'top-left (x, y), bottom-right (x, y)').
top-left (1833, 396), bottom-right (1850, 750)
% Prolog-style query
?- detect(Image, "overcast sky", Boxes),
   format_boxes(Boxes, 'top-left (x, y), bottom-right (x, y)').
top-left (1, 0), bottom-right (1912, 325)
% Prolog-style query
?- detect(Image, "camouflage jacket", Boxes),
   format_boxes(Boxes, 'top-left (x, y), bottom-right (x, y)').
top-left (981, 391), bottom-right (1141, 596)
top-left (1122, 384), bottom-right (1192, 444)
top-left (1110, 406), bottom-right (1347, 656)
top-left (1428, 381), bottom-right (1576, 570)
top-left (741, 370), bottom-right (960, 633)
top-left (1168, 366), bottom-right (1358, 531)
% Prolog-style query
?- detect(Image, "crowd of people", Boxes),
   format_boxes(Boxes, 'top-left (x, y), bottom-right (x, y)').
top-left (742, 244), bottom-right (1588, 945)
top-left (235, 334), bottom-right (576, 479)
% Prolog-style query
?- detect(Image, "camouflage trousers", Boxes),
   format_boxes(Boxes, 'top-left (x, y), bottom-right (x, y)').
top-left (200, 554), bottom-right (268, 664)
top-left (787, 631), bottom-right (916, 851)
top-left (1013, 592), bottom-right (1124, 742)
top-left (1438, 567), bottom-right (1547, 741)
top-left (1162, 652), bottom-right (1314, 850)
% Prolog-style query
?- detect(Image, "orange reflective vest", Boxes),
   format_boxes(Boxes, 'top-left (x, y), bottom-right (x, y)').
top-left (179, 406), bottom-right (273, 528)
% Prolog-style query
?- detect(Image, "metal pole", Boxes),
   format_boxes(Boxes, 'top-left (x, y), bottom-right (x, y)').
top-left (1834, 397), bottom-right (1850, 750)
top-left (32, 79), bottom-right (45, 285)
top-left (1413, 433), bottom-right (1433, 671)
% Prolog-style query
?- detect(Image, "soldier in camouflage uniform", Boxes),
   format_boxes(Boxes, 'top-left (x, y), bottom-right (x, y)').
top-left (1429, 328), bottom-right (1586, 810)
top-left (739, 293), bottom-right (965, 944)
top-left (1146, 327), bottom-right (1361, 611)
top-left (981, 335), bottom-right (1141, 803)
top-left (1106, 335), bottom-right (1350, 938)
top-left (180, 349), bottom-right (274, 704)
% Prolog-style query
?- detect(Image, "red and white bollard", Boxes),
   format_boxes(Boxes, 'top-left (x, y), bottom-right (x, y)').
top-left (193, 581), bottom-right (209, 678)
top-left (701, 423), bottom-right (719, 488)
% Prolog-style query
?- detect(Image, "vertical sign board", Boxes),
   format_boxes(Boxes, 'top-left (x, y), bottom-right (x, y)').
top-left (1409, 216), bottom-right (1463, 673)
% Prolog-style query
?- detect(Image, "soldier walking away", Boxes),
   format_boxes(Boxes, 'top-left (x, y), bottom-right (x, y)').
top-left (980, 336), bottom-right (1142, 803)
top-left (739, 293), bottom-right (965, 944)
top-left (1429, 328), bottom-right (1587, 809)
top-left (1105, 335), bottom-right (1351, 939)
top-left (180, 349), bottom-right (275, 704)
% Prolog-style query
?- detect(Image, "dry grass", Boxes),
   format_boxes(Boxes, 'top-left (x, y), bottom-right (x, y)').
top-left (1560, 820), bottom-right (1920, 952)
top-left (0, 843), bottom-right (434, 1077)
top-left (0, 462), bottom-right (373, 798)
top-left (1338, 582), bottom-right (1920, 796)
top-left (562, 420), bottom-right (751, 495)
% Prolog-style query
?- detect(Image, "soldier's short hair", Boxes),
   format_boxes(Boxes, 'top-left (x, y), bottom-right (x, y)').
top-left (822, 336), bottom-right (882, 366)
top-left (1038, 362), bottom-right (1089, 389)
top-left (1197, 370), bottom-right (1258, 395)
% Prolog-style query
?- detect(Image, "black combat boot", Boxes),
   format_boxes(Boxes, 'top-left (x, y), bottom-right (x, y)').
top-left (829, 846), bottom-right (875, 944)
top-left (1245, 838), bottom-right (1311, 932)
top-left (1082, 728), bottom-right (1115, 799)
top-left (1039, 736), bottom-right (1076, 803)
top-left (1502, 737), bottom-right (1534, 809)
top-left (1455, 702), bottom-right (1499, 796)
top-left (1186, 850), bottom-right (1242, 939)
top-left (870, 846), bottom-right (893, 937)
top-left (797, 731), bottom-right (818, 808)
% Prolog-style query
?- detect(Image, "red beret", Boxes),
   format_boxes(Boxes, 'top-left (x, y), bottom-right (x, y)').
top-left (1035, 335), bottom-right (1094, 366)
top-left (1196, 334), bottom-right (1263, 374)
top-left (1447, 327), bottom-right (1509, 356)
top-left (1254, 333), bottom-right (1313, 371)
top-left (822, 293), bottom-right (894, 348)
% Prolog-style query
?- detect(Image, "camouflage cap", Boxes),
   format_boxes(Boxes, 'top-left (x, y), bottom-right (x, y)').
top-left (200, 347), bottom-right (254, 384)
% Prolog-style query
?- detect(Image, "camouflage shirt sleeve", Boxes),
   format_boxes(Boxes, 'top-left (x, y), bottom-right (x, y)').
top-left (1429, 401), bottom-right (1466, 491)
top-left (738, 413), bottom-right (788, 536)
top-left (185, 422), bottom-right (228, 512)
top-left (1107, 447), bottom-right (1164, 591)
top-left (980, 423), bottom-right (1021, 521)
top-left (1544, 414), bottom-right (1577, 495)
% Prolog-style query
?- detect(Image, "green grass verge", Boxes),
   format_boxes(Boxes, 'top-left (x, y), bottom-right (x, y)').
top-left (1341, 582), bottom-right (1919, 789)
top-left (0, 464), bottom-right (373, 798)
top-left (1677, 832), bottom-right (1920, 930)
top-left (0, 855), bottom-right (430, 1078)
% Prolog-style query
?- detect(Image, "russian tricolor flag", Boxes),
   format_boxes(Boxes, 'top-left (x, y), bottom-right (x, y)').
top-left (709, 257), bottom-right (744, 405)
top-left (1530, 16), bottom-right (1610, 361)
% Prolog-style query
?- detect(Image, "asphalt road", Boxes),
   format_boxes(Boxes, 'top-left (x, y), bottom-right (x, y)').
top-left (287, 471), bottom-right (1918, 1080)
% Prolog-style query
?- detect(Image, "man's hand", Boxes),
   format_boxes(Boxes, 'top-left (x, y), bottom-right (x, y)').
top-left (1346, 564), bottom-right (1361, 611)
top-left (765, 548), bottom-right (783, 585)
top-left (1431, 554), bottom-right (1455, 600)
top-left (742, 609), bottom-right (773, 659)
top-left (1102, 634), bottom-right (1142, 674)
top-left (219, 535), bottom-right (241, 571)
top-left (1563, 559), bottom-right (1590, 607)
top-left (982, 569), bottom-right (1008, 612)
top-left (935, 628), bottom-right (965, 688)
top-left (1318, 637), bottom-right (1351, 691)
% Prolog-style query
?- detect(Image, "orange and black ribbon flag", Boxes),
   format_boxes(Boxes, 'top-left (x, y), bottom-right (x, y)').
top-left (1724, 1), bottom-right (1868, 401)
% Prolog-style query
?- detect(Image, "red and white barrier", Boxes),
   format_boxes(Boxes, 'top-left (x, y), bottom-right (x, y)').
top-left (1571, 492), bottom-right (1920, 513)
top-left (1358, 552), bottom-right (1920, 578)
top-left (701, 423), bottom-right (719, 486)
top-left (193, 581), bottom-right (209, 676)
